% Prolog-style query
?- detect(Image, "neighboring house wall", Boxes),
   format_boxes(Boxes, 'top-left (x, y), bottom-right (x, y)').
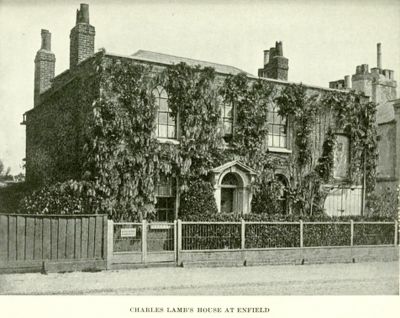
top-left (377, 123), bottom-right (396, 181)
top-left (375, 100), bottom-right (399, 193)
top-left (395, 102), bottom-right (400, 184)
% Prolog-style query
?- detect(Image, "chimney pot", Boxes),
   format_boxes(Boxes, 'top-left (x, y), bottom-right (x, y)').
top-left (344, 75), bottom-right (351, 89)
top-left (276, 41), bottom-right (283, 56)
top-left (361, 64), bottom-right (369, 74)
top-left (80, 3), bottom-right (90, 23)
top-left (377, 43), bottom-right (382, 69)
top-left (76, 3), bottom-right (90, 24)
top-left (41, 29), bottom-right (51, 51)
top-left (263, 50), bottom-right (270, 66)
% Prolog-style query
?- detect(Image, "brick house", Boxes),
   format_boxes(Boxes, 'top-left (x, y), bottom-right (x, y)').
top-left (23, 4), bottom-right (372, 220)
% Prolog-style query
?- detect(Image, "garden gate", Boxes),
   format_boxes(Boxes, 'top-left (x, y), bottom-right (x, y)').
top-left (110, 220), bottom-right (176, 268)
top-left (324, 185), bottom-right (362, 216)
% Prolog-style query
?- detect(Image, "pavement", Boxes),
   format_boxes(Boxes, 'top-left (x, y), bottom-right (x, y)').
top-left (0, 261), bottom-right (398, 295)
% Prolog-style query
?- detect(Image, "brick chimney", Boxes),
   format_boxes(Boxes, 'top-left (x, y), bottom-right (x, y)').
top-left (69, 3), bottom-right (95, 69)
top-left (258, 41), bottom-right (289, 81)
top-left (34, 29), bottom-right (56, 106)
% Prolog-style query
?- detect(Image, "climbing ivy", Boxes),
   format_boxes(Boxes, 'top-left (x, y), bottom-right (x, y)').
top-left (315, 127), bottom-right (335, 182)
top-left (220, 74), bottom-right (272, 162)
top-left (321, 91), bottom-right (378, 192)
top-left (275, 83), bottom-right (378, 215)
top-left (276, 84), bottom-right (318, 170)
top-left (162, 63), bottom-right (223, 183)
top-left (19, 54), bottom-right (378, 221)
top-left (83, 56), bottom-right (160, 221)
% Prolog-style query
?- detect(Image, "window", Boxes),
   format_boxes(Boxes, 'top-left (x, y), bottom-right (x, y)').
top-left (333, 134), bottom-right (350, 180)
top-left (222, 102), bottom-right (233, 142)
top-left (275, 174), bottom-right (289, 214)
top-left (153, 86), bottom-right (176, 139)
top-left (155, 176), bottom-right (176, 222)
top-left (267, 104), bottom-right (287, 148)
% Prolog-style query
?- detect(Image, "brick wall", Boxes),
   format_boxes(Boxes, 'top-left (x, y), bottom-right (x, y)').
top-left (377, 122), bottom-right (396, 181)
top-left (70, 23), bottom-right (95, 69)
top-left (26, 59), bottom-right (99, 186)
top-left (179, 246), bottom-right (398, 267)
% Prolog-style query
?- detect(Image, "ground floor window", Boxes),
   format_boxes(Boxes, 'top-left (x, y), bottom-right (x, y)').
top-left (275, 174), bottom-right (289, 214)
top-left (155, 176), bottom-right (175, 222)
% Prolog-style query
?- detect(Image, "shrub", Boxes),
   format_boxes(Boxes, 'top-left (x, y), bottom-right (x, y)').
top-left (178, 178), bottom-right (218, 221)
top-left (0, 182), bottom-right (33, 214)
top-left (251, 177), bottom-right (286, 215)
top-left (18, 180), bottom-right (101, 215)
top-left (366, 187), bottom-right (399, 219)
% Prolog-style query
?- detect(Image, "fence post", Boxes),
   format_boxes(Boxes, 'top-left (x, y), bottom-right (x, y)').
top-left (350, 220), bottom-right (354, 247)
top-left (106, 219), bottom-right (114, 270)
top-left (177, 219), bottom-right (182, 266)
top-left (299, 220), bottom-right (303, 248)
top-left (174, 220), bottom-right (178, 264)
top-left (241, 219), bottom-right (246, 250)
top-left (394, 220), bottom-right (398, 246)
top-left (142, 219), bottom-right (147, 264)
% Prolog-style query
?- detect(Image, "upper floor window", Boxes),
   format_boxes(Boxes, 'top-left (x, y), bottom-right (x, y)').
top-left (267, 104), bottom-right (287, 148)
top-left (153, 86), bottom-right (176, 139)
top-left (155, 175), bottom-right (176, 222)
top-left (333, 134), bottom-right (350, 180)
top-left (222, 102), bottom-right (233, 142)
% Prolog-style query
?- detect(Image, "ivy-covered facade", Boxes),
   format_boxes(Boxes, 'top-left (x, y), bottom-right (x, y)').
top-left (22, 5), bottom-right (378, 221)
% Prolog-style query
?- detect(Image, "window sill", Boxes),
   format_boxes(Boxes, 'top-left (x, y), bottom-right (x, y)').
top-left (157, 138), bottom-right (180, 145)
top-left (322, 184), bottom-right (362, 190)
top-left (267, 147), bottom-right (292, 154)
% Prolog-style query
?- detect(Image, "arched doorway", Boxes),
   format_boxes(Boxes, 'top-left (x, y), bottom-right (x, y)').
top-left (220, 173), bottom-right (242, 213)
top-left (211, 160), bottom-right (256, 215)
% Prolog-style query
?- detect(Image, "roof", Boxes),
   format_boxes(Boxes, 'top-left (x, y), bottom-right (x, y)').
top-left (131, 50), bottom-right (252, 76)
top-left (105, 50), bottom-right (349, 93)
top-left (377, 99), bottom-right (399, 124)
top-left (211, 160), bottom-right (257, 175)
top-left (129, 51), bottom-right (349, 93)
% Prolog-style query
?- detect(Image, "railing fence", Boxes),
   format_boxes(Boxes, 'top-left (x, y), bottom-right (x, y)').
top-left (179, 220), bottom-right (398, 251)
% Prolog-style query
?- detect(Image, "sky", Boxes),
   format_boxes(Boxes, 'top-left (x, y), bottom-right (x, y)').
top-left (0, 0), bottom-right (399, 174)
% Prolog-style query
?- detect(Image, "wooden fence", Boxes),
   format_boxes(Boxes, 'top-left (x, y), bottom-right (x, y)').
top-left (0, 214), bottom-right (108, 273)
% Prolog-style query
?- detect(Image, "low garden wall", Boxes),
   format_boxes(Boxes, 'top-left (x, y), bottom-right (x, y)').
top-left (179, 246), bottom-right (399, 267)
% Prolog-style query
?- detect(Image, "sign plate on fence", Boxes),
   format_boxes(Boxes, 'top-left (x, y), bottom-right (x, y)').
top-left (150, 223), bottom-right (172, 230)
top-left (121, 228), bottom-right (136, 237)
